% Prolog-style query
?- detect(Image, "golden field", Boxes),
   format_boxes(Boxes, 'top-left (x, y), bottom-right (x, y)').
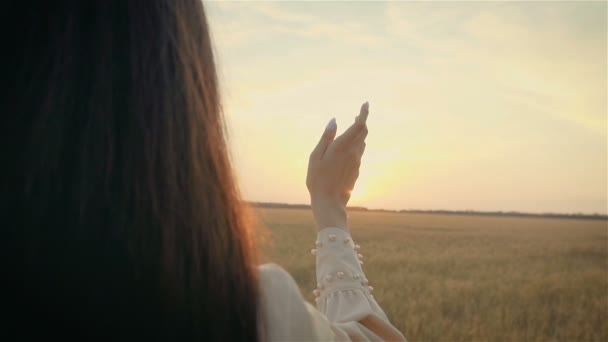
top-left (254, 207), bottom-right (607, 341)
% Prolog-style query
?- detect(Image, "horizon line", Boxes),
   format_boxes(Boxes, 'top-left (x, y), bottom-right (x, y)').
top-left (247, 201), bottom-right (608, 220)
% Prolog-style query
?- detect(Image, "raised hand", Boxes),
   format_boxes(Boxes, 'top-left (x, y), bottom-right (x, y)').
top-left (306, 102), bottom-right (369, 231)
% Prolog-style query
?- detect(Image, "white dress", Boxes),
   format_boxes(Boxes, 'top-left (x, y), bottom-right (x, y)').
top-left (258, 227), bottom-right (407, 341)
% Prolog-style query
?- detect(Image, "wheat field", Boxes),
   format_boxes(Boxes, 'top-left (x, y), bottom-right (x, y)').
top-left (253, 207), bottom-right (607, 341)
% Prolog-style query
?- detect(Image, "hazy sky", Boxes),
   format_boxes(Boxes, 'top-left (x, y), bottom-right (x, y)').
top-left (205, 1), bottom-right (607, 214)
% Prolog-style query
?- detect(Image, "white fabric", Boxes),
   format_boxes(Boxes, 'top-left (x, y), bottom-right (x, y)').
top-left (258, 227), bottom-right (407, 341)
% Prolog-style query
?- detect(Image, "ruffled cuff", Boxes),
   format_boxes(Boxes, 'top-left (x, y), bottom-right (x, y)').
top-left (311, 228), bottom-right (381, 318)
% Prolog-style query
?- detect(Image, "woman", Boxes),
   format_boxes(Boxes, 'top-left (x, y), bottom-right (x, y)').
top-left (1, 1), bottom-right (405, 341)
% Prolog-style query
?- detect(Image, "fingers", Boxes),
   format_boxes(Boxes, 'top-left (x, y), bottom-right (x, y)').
top-left (310, 118), bottom-right (337, 160)
top-left (355, 101), bottom-right (369, 125)
top-left (335, 102), bottom-right (369, 146)
top-left (354, 124), bottom-right (368, 142)
top-left (349, 141), bottom-right (365, 171)
top-left (356, 141), bottom-right (366, 157)
top-left (349, 140), bottom-right (366, 170)
top-left (338, 117), bottom-right (368, 152)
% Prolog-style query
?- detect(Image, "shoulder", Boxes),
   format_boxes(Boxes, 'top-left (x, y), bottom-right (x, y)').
top-left (258, 263), bottom-right (296, 287)
top-left (258, 263), bottom-right (306, 311)
top-left (257, 263), bottom-right (319, 341)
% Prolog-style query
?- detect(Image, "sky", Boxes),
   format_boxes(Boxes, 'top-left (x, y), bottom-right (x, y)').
top-left (205, 0), bottom-right (607, 214)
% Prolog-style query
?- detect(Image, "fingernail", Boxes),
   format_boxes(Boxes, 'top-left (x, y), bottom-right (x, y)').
top-left (325, 118), bottom-right (337, 131)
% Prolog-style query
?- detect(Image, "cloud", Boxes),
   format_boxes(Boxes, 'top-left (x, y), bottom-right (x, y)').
top-left (383, 1), bottom-right (606, 135)
top-left (207, 1), bottom-right (387, 49)
top-left (253, 2), bottom-right (315, 24)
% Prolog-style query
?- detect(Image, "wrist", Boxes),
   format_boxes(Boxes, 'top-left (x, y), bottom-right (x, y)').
top-left (310, 195), bottom-right (348, 231)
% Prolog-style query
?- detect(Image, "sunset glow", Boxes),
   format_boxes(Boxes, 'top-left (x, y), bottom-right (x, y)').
top-left (206, 1), bottom-right (607, 214)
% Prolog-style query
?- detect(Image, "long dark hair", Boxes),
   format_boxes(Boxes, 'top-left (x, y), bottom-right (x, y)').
top-left (0, 1), bottom-right (259, 340)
